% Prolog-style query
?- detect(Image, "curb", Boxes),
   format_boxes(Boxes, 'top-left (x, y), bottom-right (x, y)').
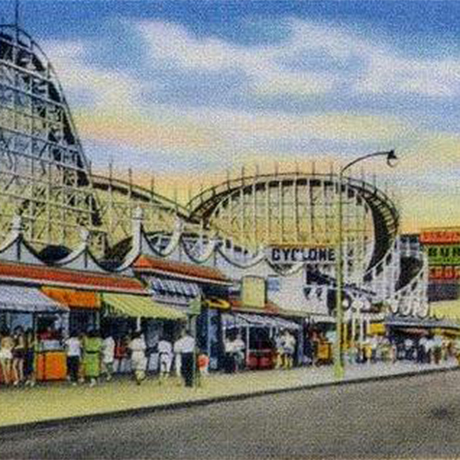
top-left (0, 366), bottom-right (458, 436)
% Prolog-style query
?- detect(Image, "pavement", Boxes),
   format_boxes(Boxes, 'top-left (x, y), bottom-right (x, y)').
top-left (0, 359), bottom-right (457, 431)
top-left (3, 369), bottom-right (460, 459)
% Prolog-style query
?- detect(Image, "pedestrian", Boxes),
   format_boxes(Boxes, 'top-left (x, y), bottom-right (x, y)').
top-left (12, 326), bottom-right (26, 386)
top-left (404, 337), bottom-right (414, 360)
top-left (128, 331), bottom-right (147, 385)
top-left (114, 334), bottom-right (129, 373)
top-left (223, 334), bottom-right (236, 373)
top-left (65, 332), bottom-right (81, 385)
top-left (369, 335), bottom-right (378, 363)
top-left (173, 334), bottom-right (183, 379)
top-left (83, 329), bottom-right (102, 387)
top-left (101, 332), bottom-right (115, 382)
top-left (0, 328), bottom-right (14, 385)
top-left (24, 329), bottom-right (36, 387)
top-left (158, 336), bottom-right (173, 384)
top-left (282, 330), bottom-right (296, 369)
top-left (433, 335), bottom-right (443, 364)
top-left (274, 332), bottom-right (284, 369)
top-left (232, 333), bottom-right (246, 371)
top-left (418, 335), bottom-right (428, 364)
top-left (174, 330), bottom-right (195, 387)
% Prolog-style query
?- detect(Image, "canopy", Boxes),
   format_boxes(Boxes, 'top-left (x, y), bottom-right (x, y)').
top-left (222, 313), bottom-right (301, 330)
top-left (102, 293), bottom-right (186, 320)
top-left (42, 287), bottom-right (101, 309)
top-left (0, 285), bottom-right (68, 313)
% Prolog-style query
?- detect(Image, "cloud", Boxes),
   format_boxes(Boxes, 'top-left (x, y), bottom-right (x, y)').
top-left (138, 20), bottom-right (336, 98)
top-left (138, 18), bottom-right (460, 103)
top-left (43, 38), bottom-right (144, 111)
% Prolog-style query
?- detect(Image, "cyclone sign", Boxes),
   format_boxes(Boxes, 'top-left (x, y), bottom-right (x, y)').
top-left (266, 246), bottom-right (336, 264)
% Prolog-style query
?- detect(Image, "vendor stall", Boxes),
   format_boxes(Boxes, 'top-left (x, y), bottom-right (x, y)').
top-left (0, 284), bottom-right (69, 382)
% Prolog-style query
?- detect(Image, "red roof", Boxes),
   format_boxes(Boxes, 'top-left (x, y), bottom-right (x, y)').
top-left (0, 261), bottom-right (146, 294)
top-left (133, 255), bottom-right (230, 284)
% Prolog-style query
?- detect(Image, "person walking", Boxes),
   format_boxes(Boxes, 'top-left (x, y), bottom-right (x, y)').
top-left (174, 330), bottom-right (195, 387)
top-left (83, 330), bottom-right (102, 387)
top-left (101, 333), bottom-right (115, 382)
top-left (418, 335), bottom-right (428, 364)
top-left (24, 329), bottom-right (36, 387)
top-left (158, 336), bottom-right (173, 384)
top-left (233, 333), bottom-right (246, 371)
top-left (0, 328), bottom-right (14, 385)
top-left (173, 334), bottom-right (183, 379)
top-left (282, 330), bottom-right (296, 369)
top-left (12, 326), bottom-right (26, 386)
top-left (65, 332), bottom-right (81, 385)
top-left (128, 331), bottom-right (147, 385)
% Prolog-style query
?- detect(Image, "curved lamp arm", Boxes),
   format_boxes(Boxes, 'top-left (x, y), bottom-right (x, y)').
top-left (341, 150), bottom-right (397, 176)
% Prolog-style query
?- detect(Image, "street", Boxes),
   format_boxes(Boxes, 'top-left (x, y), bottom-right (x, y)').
top-left (1, 370), bottom-right (460, 459)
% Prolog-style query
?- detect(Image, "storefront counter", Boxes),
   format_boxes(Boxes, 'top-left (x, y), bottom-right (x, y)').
top-left (247, 349), bottom-right (274, 370)
top-left (316, 341), bottom-right (332, 364)
top-left (36, 350), bottom-right (67, 381)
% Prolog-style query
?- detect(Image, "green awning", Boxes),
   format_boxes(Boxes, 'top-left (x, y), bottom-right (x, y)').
top-left (102, 293), bottom-right (186, 320)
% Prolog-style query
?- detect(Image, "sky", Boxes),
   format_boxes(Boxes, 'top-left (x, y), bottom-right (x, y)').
top-left (2, 0), bottom-right (460, 232)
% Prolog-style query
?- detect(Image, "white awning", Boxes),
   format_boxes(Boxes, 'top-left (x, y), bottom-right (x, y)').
top-left (272, 317), bottom-right (302, 331)
top-left (0, 285), bottom-right (69, 313)
top-left (222, 313), bottom-right (250, 328)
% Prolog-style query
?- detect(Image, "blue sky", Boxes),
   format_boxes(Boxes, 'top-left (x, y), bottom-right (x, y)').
top-left (2, 0), bottom-right (460, 231)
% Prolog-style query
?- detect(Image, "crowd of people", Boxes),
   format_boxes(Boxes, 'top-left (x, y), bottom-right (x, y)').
top-left (2, 324), bottom-right (459, 389)
top-left (342, 334), bottom-right (458, 365)
top-left (0, 326), bottom-right (209, 388)
top-left (223, 329), bottom-right (298, 372)
top-left (0, 327), bottom-right (34, 386)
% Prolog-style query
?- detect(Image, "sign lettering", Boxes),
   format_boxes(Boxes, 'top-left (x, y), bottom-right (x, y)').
top-left (425, 244), bottom-right (460, 266)
top-left (266, 246), bottom-right (336, 264)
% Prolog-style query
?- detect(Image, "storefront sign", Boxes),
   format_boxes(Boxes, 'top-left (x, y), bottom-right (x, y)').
top-left (242, 276), bottom-right (266, 308)
top-left (429, 266), bottom-right (460, 280)
top-left (267, 247), bottom-right (336, 264)
top-left (425, 245), bottom-right (460, 266)
top-left (420, 228), bottom-right (460, 244)
top-left (188, 297), bottom-right (202, 315)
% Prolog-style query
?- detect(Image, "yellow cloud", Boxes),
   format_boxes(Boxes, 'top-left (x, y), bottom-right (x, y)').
top-left (74, 110), bottom-right (218, 152)
top-left (396, 132), bottom-right (460, 173)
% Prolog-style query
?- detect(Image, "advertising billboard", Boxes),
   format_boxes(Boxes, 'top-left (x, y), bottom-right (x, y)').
top-left (429, 266), bottom-right (460, 280)
top-left (242, 276), bottom-right (266, 308)
top-left (420, 228), bottom-right (460, 244)
top-left (425, 245), bottom-right (460, 266)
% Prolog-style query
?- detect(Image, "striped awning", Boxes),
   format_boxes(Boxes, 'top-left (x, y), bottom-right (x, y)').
top-left (0, 285), bottom-right (68, 313)
top-left (102, 293), bottom-right (186, 320)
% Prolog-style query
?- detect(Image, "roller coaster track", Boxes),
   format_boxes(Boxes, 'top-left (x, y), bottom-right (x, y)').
top-left (187, 172), bottom-right (399, 274)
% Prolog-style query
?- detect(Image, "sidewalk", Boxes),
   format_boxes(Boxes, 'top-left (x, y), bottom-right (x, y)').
top-left (0, 360), bottom-right (457, 431)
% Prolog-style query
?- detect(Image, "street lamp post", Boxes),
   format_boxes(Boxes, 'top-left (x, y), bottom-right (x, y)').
top-left (334, 150), bottom-right (397, 380)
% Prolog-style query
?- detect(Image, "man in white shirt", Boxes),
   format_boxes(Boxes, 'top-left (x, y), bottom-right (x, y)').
top-left (64, 333), bottom-right (81, 385)
top-left (174, 330), bottom-right (195, 387)
top-left (418, 336), bottom-right (428, 364)
top-left (282, 331), bottom-right (296, 369)
top-left (128, 332), bottom-right (147, 385)
top-left (232, 334), bottom-right (246, 371)
top-left (102, 334), bottom-right (115, 381)
top-left (158, 337), bottom-right (173, 382)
